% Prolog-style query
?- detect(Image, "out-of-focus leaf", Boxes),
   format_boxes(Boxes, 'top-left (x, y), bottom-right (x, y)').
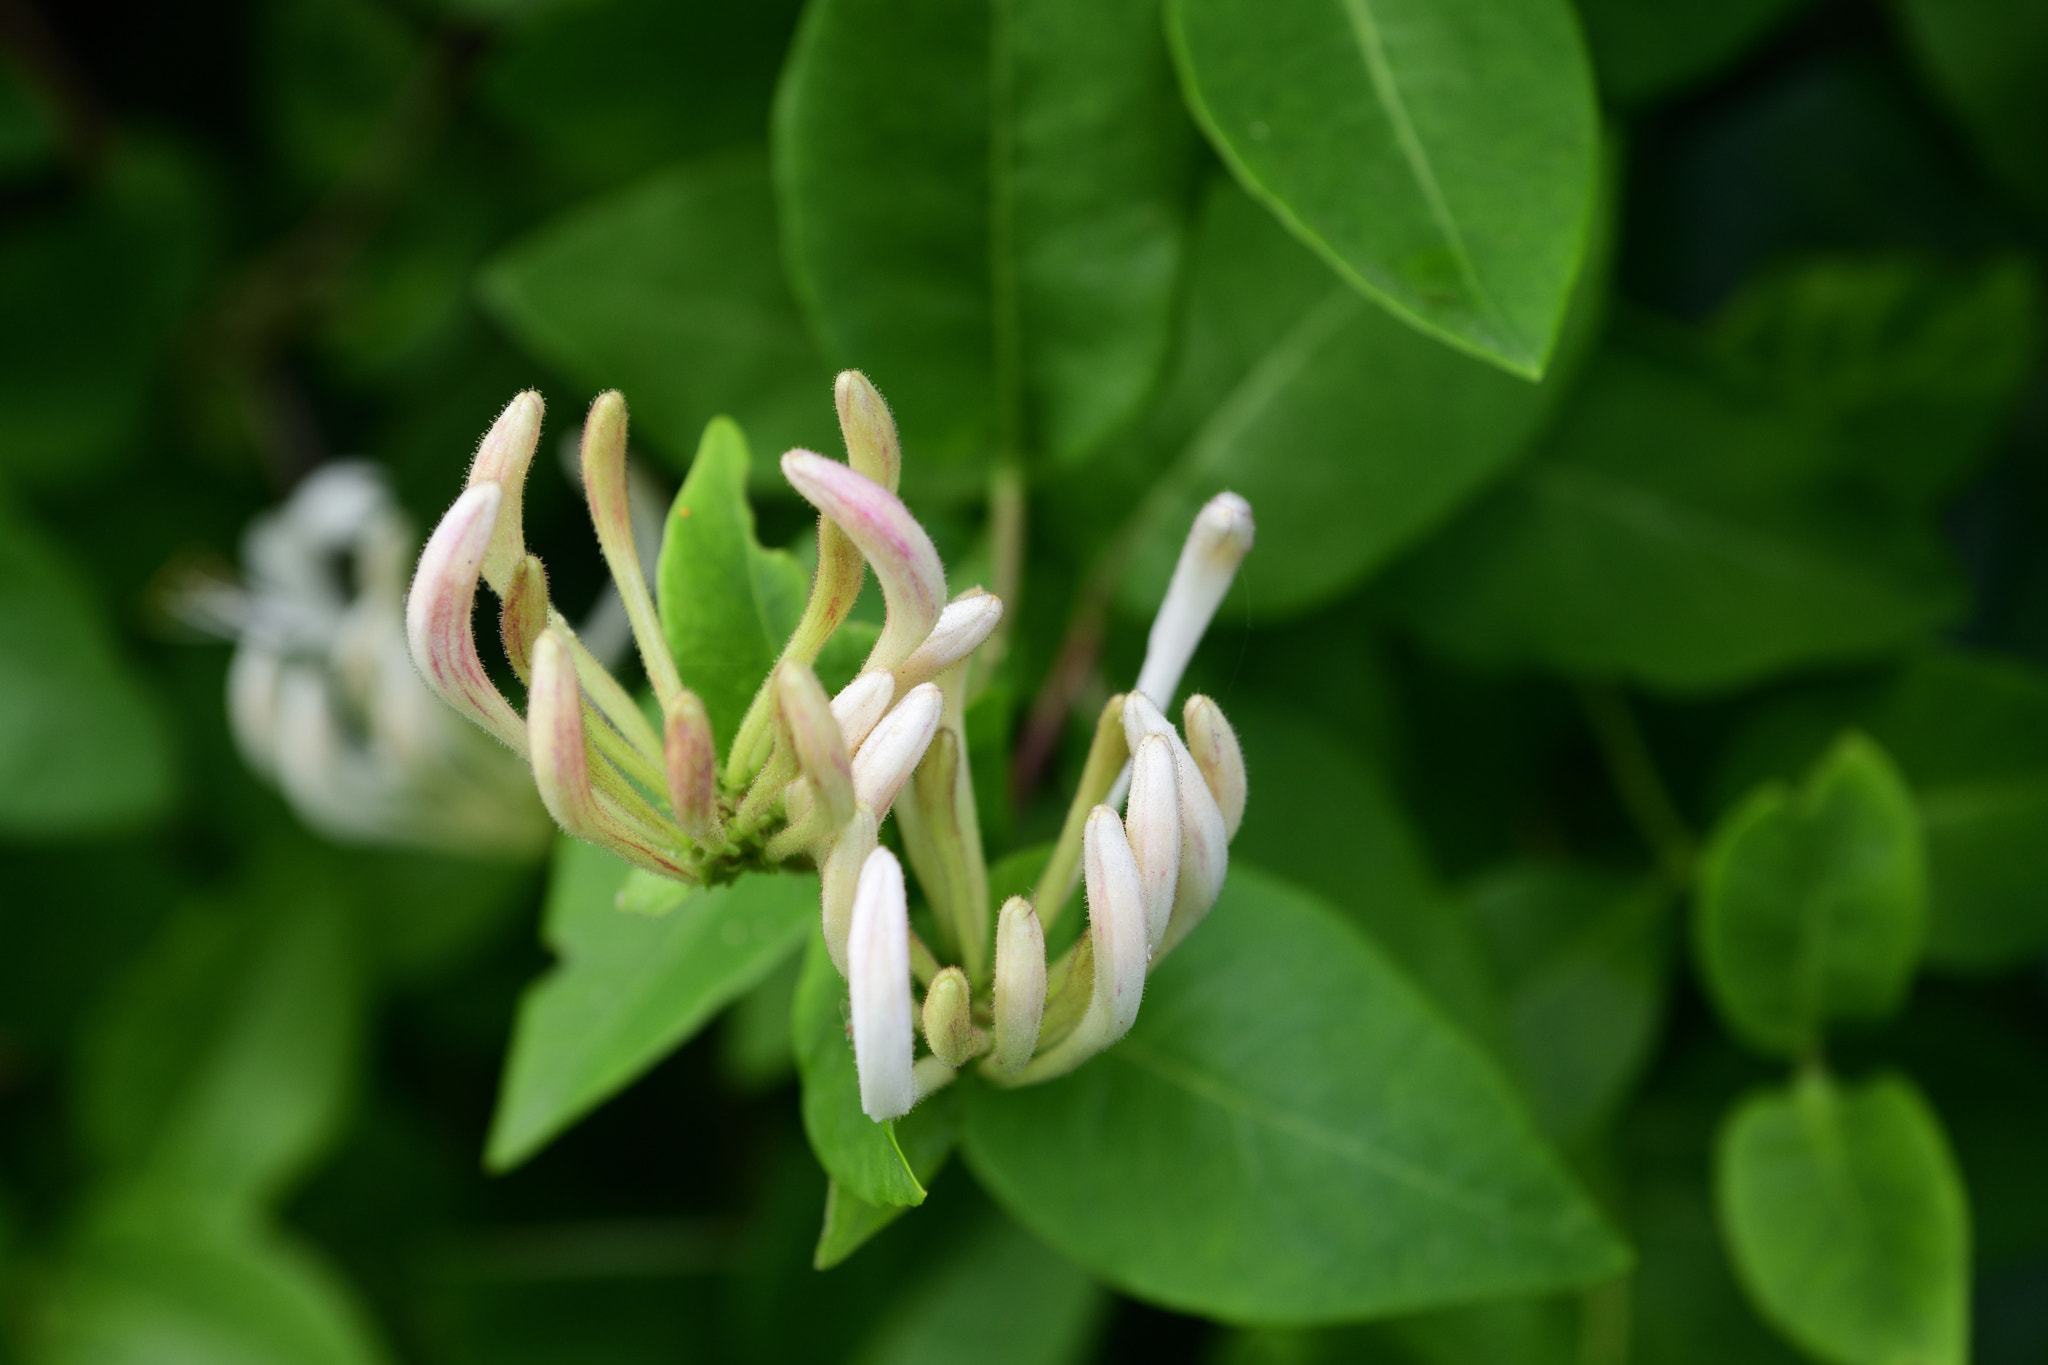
top-left (479, 149), bottom-right (833, 471)
top-left (1465, 865), bottom-right (1670, 1143)
top-left (1717, 1070), bottom-right (1969, 1365)
top-left (816, 1088), bottom-right (960, 1270)
top-left (1574, 0), bottom-right (1808, 104)
top-left (774, 0), bottom-right (1194, 479)
top-left (1215, 1296), bottom-right (1579, 1365)
top-left (1387, 343), bottom-right (1966, 690)
top-left (1891, 0), bottom-right (2048, 217)
top-left (0, 502), bottom-right (173, 835)
top-left (792, 931), bottom-right (923, 1209)
top-left (721, 948), bottom-right (803, 1093)
top-left (77, 870), bottom-right (362, 1210)
top-left (850, 1213), bottom-right (1103, 1365)
top-left (964, 864), bottom-right (1628, 1324)
top-left (655, 416), bottom-right (808, 752)
top-left (0, 64), bottom-right (55, 180)
top-left (486, 840), bottom-right (815, 1171)
top-left (1696, 733), bottom-right (1925, 1056)
top-left (257, 0), bottom-right (418, 189)
top-left (1166, 0), bottom-right (1599, 378)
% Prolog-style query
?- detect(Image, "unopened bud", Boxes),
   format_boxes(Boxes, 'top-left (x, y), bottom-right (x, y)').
top-left (1084, 805), bottom-right (1149, 1044)
top-left (1122, 692), bottom-right (1229, 956)
top-left (835, 370), bottom-right (901, 492)
top-left (1126, 734), bottom-right (1181, 953)
top-left (850, 682), bottom-right (943, 815)
top-left (894, 590), bottom-right (1004, 693)
top-left (664, 689), bottom-right (721, 842)
top-left (405, 484), bottom-right (526, 753)
top-left (581, 392), bottom-right (685, 709)
top-left (831, 671), bottom-right (895, 751)
top-left (849, 846), bottom-right (916, 1121)
top-left (821, 805), bottom-right (878, 975)
top-left (990, 897), bottom-right (1046, 1074)
top-left (465, 390), bottom-right (544, 593)
top-left (528, 629), bottom-right (599, 835)
top-left (1184, 694), bottom-right (1246, 840)
top-left (1135, 491), bottom-right (1253, 708)
top-left (921, 966), bottom-right (976, 1068)
top-left (499, 553), bottom-right (549, 683)
top-left (777, 661), bottom-right (855, 829)
top-left (781, 451), bottom-right (946, 673)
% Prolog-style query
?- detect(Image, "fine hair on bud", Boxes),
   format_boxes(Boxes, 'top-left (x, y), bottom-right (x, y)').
top-left (1184, 694), bottom-right (1246, 840)
top-left (834, 370), bottom-right (901, 492)
top-left (921, 966), bottom-right (976, 1068)
top-left (848, 846), bottom-right (917, 1120)
top-left (990, 897), bottom-right (1046, 1074)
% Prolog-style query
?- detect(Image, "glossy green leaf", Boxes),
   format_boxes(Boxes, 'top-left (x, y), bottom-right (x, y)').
top-left (1215, 1296), bottom-right (1578, 1365)
top-left (478, 149), bottom-right (833, 471)
top-left (1167, 0), bottom-right (1599, 377)
top-left (1696, 733), bottom-right (1926, 1056)
top-left (1466, 865), bottom-right (1670, 1143)
top-left (815, 1089), bottom-right (960, 1269)
top-left (792, 931), bottom-right (925, 1209)
top-left (851, 1213), bottom-right (1103, 1365)
top-left (1387, 345), bottom-right (1965, 690)
top-left (774, 0), bottom-right (1194, 476)
top-left (1892, 0), bottom-right (2048, 217)
top-left (486, 840), bottom-right (816, 1171)
top-left (0, 502), bottom-right (173, 836)
top-left (656, 416), bottom-right (809, 753)
top-left (964, 864), bottom-right (1628, 1324)
top-left (1574, 0), bottom-right (1808, 104)
top-left (1717, 1070), bottom-right (1969, 1365)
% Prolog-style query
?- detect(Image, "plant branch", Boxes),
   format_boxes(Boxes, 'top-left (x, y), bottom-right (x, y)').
top-left (1578, 682), bottom-right (1696, 885)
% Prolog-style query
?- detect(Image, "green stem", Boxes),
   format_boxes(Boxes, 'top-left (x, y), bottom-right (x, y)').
top-left (1578, 683), bottom-right (1696, 886)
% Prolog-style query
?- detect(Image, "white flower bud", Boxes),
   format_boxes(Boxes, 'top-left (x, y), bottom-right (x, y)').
top-left (893, 590), bottom-right (1004, 693)
top-left (1125, 733), bottom-right (1181, 954)
top-left (831, 671), bottom-right (896, 752)
top-left (1083, 805), bottom-right (1150, 1044)
top-left (848, 846), bottom-right (917, 1121)
top-left (1134, 491), bottom-right (1253, 709)
top-left (850, 682), bottom-right (942, 815)
top-left (989, 896), bottom-right (1046, 1074)
top-left (820, 804), bottom-right (878, 976)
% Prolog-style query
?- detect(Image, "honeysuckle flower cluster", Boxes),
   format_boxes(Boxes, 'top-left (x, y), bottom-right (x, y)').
top-left (405, 373), bottom-right (1253, 1120)
top-left (177, 462), bottom-right (551, 857)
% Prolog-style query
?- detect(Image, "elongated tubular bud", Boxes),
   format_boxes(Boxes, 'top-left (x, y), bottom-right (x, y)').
top-left (465, 390), bottom-right (544, 594)
top-left (989, 897), bottom-right (1046, 1074)
top-left (1184, 694), bottom-right (1246, 840)
top-left (405, 484), bottom-right (527, 753)
top-left (528, 630), bottom-right (601, 836)
top-left (835, 370), bottom-right (901, 491)
top-left (1032, 693), bottom-right (1131, 928)
top-left (850, 682), bottom-right (942, 815)
top-left (664, 689), bottom-right (721, 842)
top-left (581, 393), bottom-right (686, 711)
top-left (1083, 806), bottom-right (1150, 1043)
top-left (893, 591), bottom-right (1004, 694)
top-left (849, 847), bottom-right (917, 1120)
top-left (500, 553), bottom-right (549, 684)
top-left (821, 805), bottom-right (878, 976)
top-left (832, 671), bottom-right (895, 752)
top-left (777, 662), bottom-right (855, 829)
top-left (781, 451), bottom-right (945, 674)
top-left (921, 966), bottom-right (976, 1068)
top-left (1134, 492), bottom-right (1254, 709)
top-left (1126, 734), bottom-right (1181, 954)
top-left (226, 646), bottom-right (284, 782)
top-left (1124, 693), bottom-right (1230, 956)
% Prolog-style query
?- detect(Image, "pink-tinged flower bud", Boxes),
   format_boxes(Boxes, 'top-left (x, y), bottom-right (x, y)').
top-left (850, 682), bottom-right (942, 815)
top-left (405, 484), bottom-right (527, 754)
top-left (831, 671), bottom-right (895, 752)
top-left (894, 590), bottom-right (1004, 693)
top-left (920, 966), bottom-right (975, 1068)
top-left (848, 846), bottom-right (917, 1121)
top-left (465, 390), bottom-right (544, 594)
top-left (781, 451), bottom-right (946, 673)
top-left (777, 661), bottom-right (855, 829)
top-left (1184, 694), bottom-right (1246, 840)
top-left (835, 370), bottom-right (901, 492)
top-left (528, 629), bottom-right (601, 836)
top-left (1083, 805), bottom-right (1149, 1044)
top-left (1126, 734), bottom-right (1181, 954)
top-left (989, 896), bottom-right (1046, 1075)
top-left (664, 689), bottom-right (721, 842)
top-left (821, 805), bottom-right (878, 976)
top-left (581, 392), bottom-right (686, 710)
top-left (499, 553), bottom-right (549, 683)
top-left (1134, 492), bottom-right (1254, 709)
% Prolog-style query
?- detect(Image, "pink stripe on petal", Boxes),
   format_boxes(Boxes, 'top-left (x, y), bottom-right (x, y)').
top-left (782, 451), bottom-right (945, 673)
top-left (406, 484), bottom-right (527, 754)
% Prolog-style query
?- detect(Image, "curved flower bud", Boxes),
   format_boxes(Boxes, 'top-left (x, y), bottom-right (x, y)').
top-left (1084, 805), bottom-right (1149, 1044)
top-left (1134, 491), bottom-right (1254, 709)
top-left (581, 393), bottom-right (685, 710)
top-left (850, 681), bottom-right (942, 815)
top-left (1122, 692), bottom-right (1229, 956)
top-left (831, 671), bottom-right (895, 752)
top-left (527, 629), bottom-right (601, 836)
top-left (781, 451), bottom-right (946, 673)
top-left (1125, 733), bottom-right (1181, 954)
top-left (465, 390), bottom-right (544, 594)
top-left (989, 896), bottom-right (1046, 1075)
top-left (821, 805), bottom-right (879, 976)
top-left (499, 552), bottom-right (549, 683)
top-left (848, 846), bottom-right (917, 1121)
top-left (777, 662), bottom-right (855, 829)
top-left (893, 590), bottom-right (1004, 693)
top-left (835, 370), bottom-right (901, 492)
top-left (405, 484), bottom-right (526, 753)
top-left (1184, 694), bottom-right (1246, 840)
top-left (921, 965), bottom-right (975, 1068)
top-left (664, 689), bottom-right (721, 842)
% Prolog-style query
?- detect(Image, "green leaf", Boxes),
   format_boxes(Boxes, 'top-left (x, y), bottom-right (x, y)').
top-left (0, 502), bottom-right (173, 835)
top-left (1112, 178), bottom-right (1596, 620)
top-left (1386, 344), bottom-right (1965, 690)
top-left (486, 840), bottom-right (816, 1171)
top-left (1574, 0), bottom-right (1808, 104)
top-left (656, 416), bottom-right (810, 753)
top-left (1466, 865), bottom-right (1671, 1143)
top-left (1716, 1070), bottom-right (1969, 1365)
top-left (792, 931), bottom-right (925, 1209)
top-left (478, 148), bottom-right (834, 471)
top-left (1892, 0), bottom-right (2048, 218)
top-left (1696, 733), bottom-right (1926, 1056)
top-left (1215, 1295), bottom-right (1579, 1365)
top-left (964, 864), bottom-right (1629, 1324)
top-left (773, 0), bottom-right (1194, 476)
top-left (850, 1213), bottom-right (1104, 1365)
top-left (815, 1089), bottom-right (961, 1270)
top-left (1166, 0), bottom-right (1599, 377)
